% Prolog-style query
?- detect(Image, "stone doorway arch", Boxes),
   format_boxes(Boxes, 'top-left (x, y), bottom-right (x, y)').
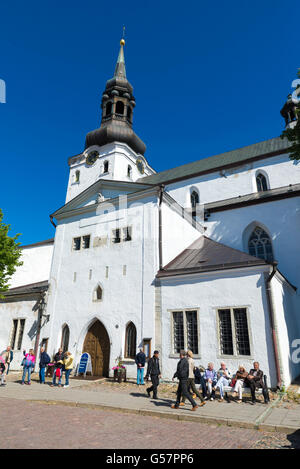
top-left (82, 320), bottom-right (110, 377)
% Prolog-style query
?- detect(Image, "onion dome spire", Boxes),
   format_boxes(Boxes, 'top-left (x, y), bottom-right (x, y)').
top-left (85, 38), bottom-right (146, 155)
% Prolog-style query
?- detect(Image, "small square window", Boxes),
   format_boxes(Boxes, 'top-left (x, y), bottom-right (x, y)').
top-left (112, 229), bottom-right (121, 244)
top-left (123, 227), bottom-right (132, 242)
top-left (82, 235), bottom-right (90, 249)
top-left (73, 237), bottom-right (81, 251)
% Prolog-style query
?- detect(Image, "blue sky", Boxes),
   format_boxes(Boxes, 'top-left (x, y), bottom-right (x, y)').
top-left (0, 0), bottom-right (299, 245)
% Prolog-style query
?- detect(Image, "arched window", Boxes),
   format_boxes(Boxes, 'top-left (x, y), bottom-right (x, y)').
top-left (103, 161), bottom-right (109, 173)
top-left (127, 106), bottom-right (132, 120)
top-left (116, 101), bottom-right (124, 115)
top-left (256, 173), bottom-right (268, 192)
top-left (61, 324), bottom-right (70, 353)
top-left (125, 322), bottom-right (137, 359)
top-left (105, 102), bottom-right (112, 116)
top-left (75, 170), bottom-right (80, 183)
top-left (248, 226), bottom-right (273, 262)
top-left (190, 190), bottom-right (199, 219)
top-left (93, 285), bottom-right (103, 301)
top-left (127, 165), bottom-right (132, 178)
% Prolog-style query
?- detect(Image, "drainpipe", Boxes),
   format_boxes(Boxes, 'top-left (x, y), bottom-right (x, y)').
top-left (33, 292), bottom-right (46, 372)
top-left (158, 185), bottom-right (165, 271)
top-left (265, 261), bottom-right (282, 389)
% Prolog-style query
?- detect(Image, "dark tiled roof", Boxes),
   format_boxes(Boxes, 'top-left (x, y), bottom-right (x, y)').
top-left (205, 183), bottom-right (300, 212)
top-left (2, 280), bottom-right (49, 297)
top-left (21, 239), bottom-right (54, 249)
top-left (141, 137), bottom-right (291, 186)
top-left (156, 236), bottom-right (267, 278)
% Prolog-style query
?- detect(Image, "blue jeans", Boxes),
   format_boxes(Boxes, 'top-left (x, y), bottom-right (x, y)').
top-left (216, 377), bottom-right (230, 398)
top-left (22, 366), bottom-right (32, 383)
top-left (137, 367), bottom-right (144, 384)
top-left (39, 367), bottom-right (46, 383)
top-left (65, 369), bottom-right (72, 386)
top-left (52, 367), bottom-right (62, 385)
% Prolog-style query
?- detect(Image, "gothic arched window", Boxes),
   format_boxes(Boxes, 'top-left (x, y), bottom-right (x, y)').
top-left (93, 285), bottom-right (103, 301)
top-left (256, 173), bottom-right (268, 192)
top-left (105, 102), bottom-right (112, 116)
top-left (191, 190), bottom-right (199, 219)
top-left (116, 101), bottom-right (124, 115)
top-left (125, 322), bottom-right (136, 359)
top-left (61, 324), bottom-right (70, 353)
top-left (248, 226), bottom-right (273, 262)
top-left (127, 165), bottom-right (132, 178)
top-left (103, 161), bottom-right (109, 173)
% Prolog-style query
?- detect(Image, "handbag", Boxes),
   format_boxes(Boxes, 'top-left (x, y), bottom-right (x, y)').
top-left (21, 358), bottom-right (25, 366)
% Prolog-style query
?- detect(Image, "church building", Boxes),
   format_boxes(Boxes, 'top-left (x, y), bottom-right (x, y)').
top-left (1, 39), bottom-right (300, 389)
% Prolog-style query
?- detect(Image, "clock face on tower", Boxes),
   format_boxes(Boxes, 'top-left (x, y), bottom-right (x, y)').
top-left (86, 150), bottom-right (99, 166)
top-left (136, 158), bottom-right (145, 174)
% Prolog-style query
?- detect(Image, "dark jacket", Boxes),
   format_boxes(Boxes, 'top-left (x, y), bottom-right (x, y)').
top-left (39, 351), bottom-right (51, 368)
top-left (135, 352), bottom-right (146, 367)
top-left (146, 356), bottom-right (160, 377)
top-left (247, 369), bottom-right (264, 387)
top-left (173, 357), bottom-right (189, 380)
top-left (53, 352), bottom-right (64, 369)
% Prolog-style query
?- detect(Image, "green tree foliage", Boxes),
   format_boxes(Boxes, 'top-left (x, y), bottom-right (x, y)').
top-left (0, 209), bottom-right (23, 298)
top-left (281, 70), bottom-right (300, 161)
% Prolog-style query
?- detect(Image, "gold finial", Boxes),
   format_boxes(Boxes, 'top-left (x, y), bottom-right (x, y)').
top-left (120, 25), bottom-right (125, 45)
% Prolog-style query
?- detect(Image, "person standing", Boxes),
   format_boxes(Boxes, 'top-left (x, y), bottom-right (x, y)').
top-left (63, 351), bottom-right (74, 388)
top-left (39, 347), bottom-right (50, 384)
top-left (21, 349), bottom-right (35, 385)
top-left (245, 361), bottom-right (269, 405)
top-left (135, 348), bottom-right (146, 385)
top-left (180, 350), bottom-right (205, 407)
top-left (146, 350), bottom-right (161, 399)
top-left (171, 351), bottom-right (198, 411)
top-left (0, 358), bottom-right (6, 386)
top-left (3, 346), bottom-right (13, 376)
top-left (51, 348), bottom-right (64, 387)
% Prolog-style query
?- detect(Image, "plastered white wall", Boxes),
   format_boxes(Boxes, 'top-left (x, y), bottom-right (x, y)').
top-left (159, 269), bottom-right (278, 386)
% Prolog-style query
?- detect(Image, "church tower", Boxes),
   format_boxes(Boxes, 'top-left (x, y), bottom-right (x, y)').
top-left (66, 39), bottom-right (155, 203)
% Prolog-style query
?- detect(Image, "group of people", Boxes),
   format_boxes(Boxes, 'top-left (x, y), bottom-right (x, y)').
top-left (135, 349), bottom-right (269, 408)
top-left (0, 345), bottom-right (74, 388)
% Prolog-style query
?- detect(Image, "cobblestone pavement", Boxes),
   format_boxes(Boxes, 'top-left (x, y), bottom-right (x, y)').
top-left (1, 398), bottom-right (300, 449)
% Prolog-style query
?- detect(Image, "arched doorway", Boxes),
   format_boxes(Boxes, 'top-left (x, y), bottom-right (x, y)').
top-left (82, 320), bottom-right (110, 377)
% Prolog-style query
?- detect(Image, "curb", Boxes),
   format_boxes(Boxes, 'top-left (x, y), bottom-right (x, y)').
top-left (25, 397), bottom-right (298, 433)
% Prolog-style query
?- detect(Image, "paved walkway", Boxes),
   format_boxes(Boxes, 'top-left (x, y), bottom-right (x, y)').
top-left (0, 376), bottom-right (299, 433)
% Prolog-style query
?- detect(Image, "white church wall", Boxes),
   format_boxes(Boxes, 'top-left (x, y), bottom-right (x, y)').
top-left (204, 197), bottom-right (300, 289)
top-left (271, 275), bottom-right (300, 386)
top-left (0, 297), bottom-right (40, 370)
top-left (8, 242), bottom-right (53, 289)
top-left (161, 202), bottom-right (202, 266)
top-left (66, 142), bottom-right (154, 203)
top-left (159, 269), bottom-right (278, 387)
top-left (166, 153), bottom-right (300, 208)
top-left (44, 196), bottom-right (159, 378)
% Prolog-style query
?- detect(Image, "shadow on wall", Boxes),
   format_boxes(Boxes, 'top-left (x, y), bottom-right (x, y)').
top-left (282, 285), bottom-right (300, 383)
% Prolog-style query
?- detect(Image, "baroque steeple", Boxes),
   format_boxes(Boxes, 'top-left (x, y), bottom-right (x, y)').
top-left (85, 39), bottom-right (146, 155)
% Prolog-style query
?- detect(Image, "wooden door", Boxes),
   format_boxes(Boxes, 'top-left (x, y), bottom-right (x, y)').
top-left (83, 321), bottom-right (110, 377)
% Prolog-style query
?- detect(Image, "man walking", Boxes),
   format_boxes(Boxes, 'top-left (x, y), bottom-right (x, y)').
top-left (135, 348), bottom-right (146, 385)
top-left (171, 351), bottom-right (198, 411)
top-left (180, 350), bottom-right (205, 407)
top-left (245, 361), bottom-right (269, 404)
top-left (146, 350), bottom-right (161, 399)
